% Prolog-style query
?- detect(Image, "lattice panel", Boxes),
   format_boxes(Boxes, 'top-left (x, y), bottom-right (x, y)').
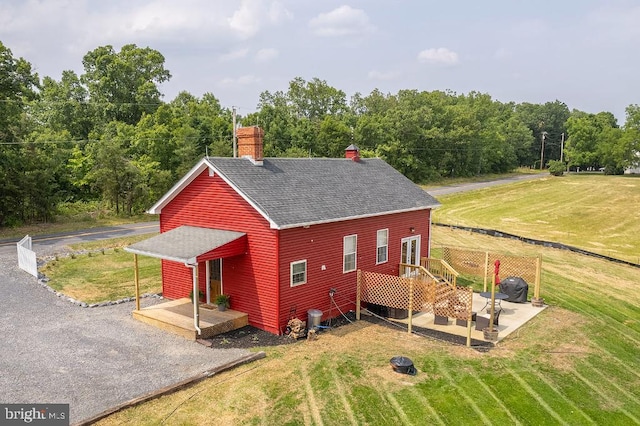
top-left (361, 271), bottom-right (413, 310)
top-left (488, 253), bottom-right (537, 284)
top-left (359, 271), bottom-right (473, 321)
top-left (443, 247), bottom-right (487, 276)
top-left (443, 246), bottom-right (538, 286)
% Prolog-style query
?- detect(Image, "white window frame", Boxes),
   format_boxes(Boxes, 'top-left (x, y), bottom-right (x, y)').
top-left (290, 260), bottom-right (307, 287)
top-left (376, 229), bottom-right (389, 264)
top-left (343, 234), bottom-right (357, 273)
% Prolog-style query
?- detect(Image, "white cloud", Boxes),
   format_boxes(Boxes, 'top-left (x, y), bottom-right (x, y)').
top-left (255, 48), bottom-right (279, 62)
top-left (368, 70), bottom-right (399, 81)
top-left (228, 0), bottom-right (292, 40)
top-left (220, 48), bottom-right (250, 62)
top-left (219, 75), bottom-right (262, 87)
top-left (417, 47), bottom-right (459, 65)
top-left (309, 5), bottom-right (375, 37)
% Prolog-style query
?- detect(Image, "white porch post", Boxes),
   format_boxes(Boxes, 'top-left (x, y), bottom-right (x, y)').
top-left (188, 263), bottom-right (201, 335)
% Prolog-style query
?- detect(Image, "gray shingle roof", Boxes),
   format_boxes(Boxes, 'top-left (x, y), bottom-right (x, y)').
top-left (206, 157), bottom-right (440, 229)
top-left (125, 226), bottom-right (246, 263)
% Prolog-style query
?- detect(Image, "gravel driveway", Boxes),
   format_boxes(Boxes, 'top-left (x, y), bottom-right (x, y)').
top-left (0, 247), bottom-right (251, 423)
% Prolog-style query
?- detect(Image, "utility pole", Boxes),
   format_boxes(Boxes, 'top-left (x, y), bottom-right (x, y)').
top-left (539, 132), bottom-right (547, 170)
top-left (232, 106), bottom-right (237, 158)
top-left (560, 132), bottom-right (565, 162)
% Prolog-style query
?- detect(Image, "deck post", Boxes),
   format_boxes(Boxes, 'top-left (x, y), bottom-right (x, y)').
top-left (534, 255), bottom-right (542, 299)
top-left (408, 278), bottom-right (413, 334)
top-left (134, 254), bottom-right (140, 311)
top-left (483, 251), bottom-right (489, 292)
top-left (356, 270), bottom-right (361, 320)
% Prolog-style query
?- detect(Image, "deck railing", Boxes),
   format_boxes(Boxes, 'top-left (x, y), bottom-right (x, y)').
top-left (420, 257), bottom-right (459, 289)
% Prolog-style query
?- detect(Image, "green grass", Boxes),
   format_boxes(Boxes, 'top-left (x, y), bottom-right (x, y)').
top-left (433, 173), bottom-right (640, 264)
top-left (41, 234), bottom-right (160, 303)
top-left (49, 173), bottom-right (638, 425)
top-left (98, 224), bottom-right (640, 425)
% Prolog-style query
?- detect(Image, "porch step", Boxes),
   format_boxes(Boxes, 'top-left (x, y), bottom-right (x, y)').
top-left (133, 298), bottom-right (248, 340)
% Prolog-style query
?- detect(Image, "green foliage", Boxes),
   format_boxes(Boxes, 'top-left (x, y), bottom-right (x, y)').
top-left (547, 160), bottom-right (566, 176)
top-left (3, 38), bottom-right (638, 229)
top-left (215, 293), bottom-right (230, 307)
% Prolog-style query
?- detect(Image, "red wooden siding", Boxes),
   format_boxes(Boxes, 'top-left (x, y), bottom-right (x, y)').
top-left (159, 169), bottom-right (281, 334)
top-left (277, 209), bottom-right (431, 331)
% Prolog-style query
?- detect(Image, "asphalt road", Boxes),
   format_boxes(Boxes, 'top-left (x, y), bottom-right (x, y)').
top-left (426, 173), bottom-right (545, 197)
top-left (0, 222), bottom-right (160, 256)
top-left (0, 222), bottom-right (252, 424)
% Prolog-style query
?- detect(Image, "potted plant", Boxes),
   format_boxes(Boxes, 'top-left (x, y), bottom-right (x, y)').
top-left (215, 294), bottom-right (230, 311)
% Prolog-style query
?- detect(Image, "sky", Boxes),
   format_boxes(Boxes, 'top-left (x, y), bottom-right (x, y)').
top-left (1, 0), bottom-right (639, 123)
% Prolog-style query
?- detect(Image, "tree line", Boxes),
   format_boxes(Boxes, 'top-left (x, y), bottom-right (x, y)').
top-left (1, 41), bottom-right (638, 227)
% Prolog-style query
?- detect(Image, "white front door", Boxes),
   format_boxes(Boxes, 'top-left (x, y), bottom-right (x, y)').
top-left (401, 236), bottom-right (421, 276)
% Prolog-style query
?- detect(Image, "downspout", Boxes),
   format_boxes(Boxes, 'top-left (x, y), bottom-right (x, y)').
top-left (186, 262), bottom-right (202, 336)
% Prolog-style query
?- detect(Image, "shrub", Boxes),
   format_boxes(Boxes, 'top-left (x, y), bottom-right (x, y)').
top-left (548, 160), bottom-right (566, 176)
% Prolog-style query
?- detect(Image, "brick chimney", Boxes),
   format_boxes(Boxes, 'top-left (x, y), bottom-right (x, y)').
top-left (345, 144), bottom-right (360, 162)
top-left (237, 126), bottom-right (264, 165)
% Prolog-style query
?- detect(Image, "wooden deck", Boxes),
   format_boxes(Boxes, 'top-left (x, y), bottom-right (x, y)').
top-left (133, 298), bottom-right (248, 340)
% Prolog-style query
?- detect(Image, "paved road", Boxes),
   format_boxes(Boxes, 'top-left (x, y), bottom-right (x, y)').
top-left (427, 173), bottom-right (545, 196)
top-left (0, 222), bottom-right (160, 255)
top-left (0, 225), bottom-right (250, 423)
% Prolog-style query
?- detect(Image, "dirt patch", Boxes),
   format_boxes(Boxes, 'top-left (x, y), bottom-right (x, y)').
top-left (207, 312), bottom-right (494, 351)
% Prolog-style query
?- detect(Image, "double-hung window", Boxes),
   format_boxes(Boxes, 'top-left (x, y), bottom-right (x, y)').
top-left (343, 235), bottom-right (357, 273)
top-left (376, 229), bottom-right (388, 264)
top-left (290, 260), bottom-right (307, 287)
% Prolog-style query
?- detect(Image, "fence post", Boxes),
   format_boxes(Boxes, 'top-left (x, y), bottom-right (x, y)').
top-left (535, 255), bottom-right (542, 299)
top-left (408, 278), bottom-right (413, 334)
top-left (483, 251), bottom-right (489, 292)
top-left (356, 269), bottom-right (361, 320)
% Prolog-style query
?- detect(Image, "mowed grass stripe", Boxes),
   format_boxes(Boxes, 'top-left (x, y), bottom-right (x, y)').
top-left (433, 358), bottom-right (492, 425)
top-left (380, 382), bottom-right (412, 426)
top-left (548, 292), bottom-right (640, 350)
top-left (404, 387), bottom-right (447, 425)
top-left (504, 367), bottom-right (569, 425)
top-left (466, 369), bottom-right (523, 425)
top-left (579, 361), bottom-right (640, 410)
top-left (569, 367), bottom-right (640, 424)
top-left (300, 364), bottom-right (324, 426)
top-left (526, 368), bottom-right (597, 425)
top-left (328, 368), bottom-right (358, 425)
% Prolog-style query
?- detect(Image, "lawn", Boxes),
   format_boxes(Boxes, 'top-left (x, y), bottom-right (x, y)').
top-left (432, 173), bottom-right (640, 264)
top-left (96, 226), bottom-right (640, 425)
top-left (40, 234), bottom-right (161, 303)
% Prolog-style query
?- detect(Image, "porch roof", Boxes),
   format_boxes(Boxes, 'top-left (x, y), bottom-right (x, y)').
top-left (124, 225), bottom-right (246, 264)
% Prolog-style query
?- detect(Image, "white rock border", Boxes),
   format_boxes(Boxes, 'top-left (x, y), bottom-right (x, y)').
top-left (37, 251), bottom-right (163, 308)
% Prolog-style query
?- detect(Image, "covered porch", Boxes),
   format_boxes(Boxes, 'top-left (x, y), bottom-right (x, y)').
top-left (125, 225), bottom-right (248, 340)
top-left (133, 298), bottom-right (248, 340)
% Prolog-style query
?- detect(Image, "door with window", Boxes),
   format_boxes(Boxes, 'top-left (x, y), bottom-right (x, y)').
top-left (208, 258), bottom-right (222, 303)
top-left (400, 236), bottom-right (421, 277)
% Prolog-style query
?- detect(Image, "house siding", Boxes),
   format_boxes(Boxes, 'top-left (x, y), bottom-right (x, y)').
top-left (160, 169), bottom-right (280, 334)
top-left (278, 209), bottom-right (431, 330)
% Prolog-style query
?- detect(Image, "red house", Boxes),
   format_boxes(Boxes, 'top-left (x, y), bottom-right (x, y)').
top-left (127, 126), bottom-right (440, 335)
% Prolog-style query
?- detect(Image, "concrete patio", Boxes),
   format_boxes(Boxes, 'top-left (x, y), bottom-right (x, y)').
top-left (391, 292), bottom-right (546, 343)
